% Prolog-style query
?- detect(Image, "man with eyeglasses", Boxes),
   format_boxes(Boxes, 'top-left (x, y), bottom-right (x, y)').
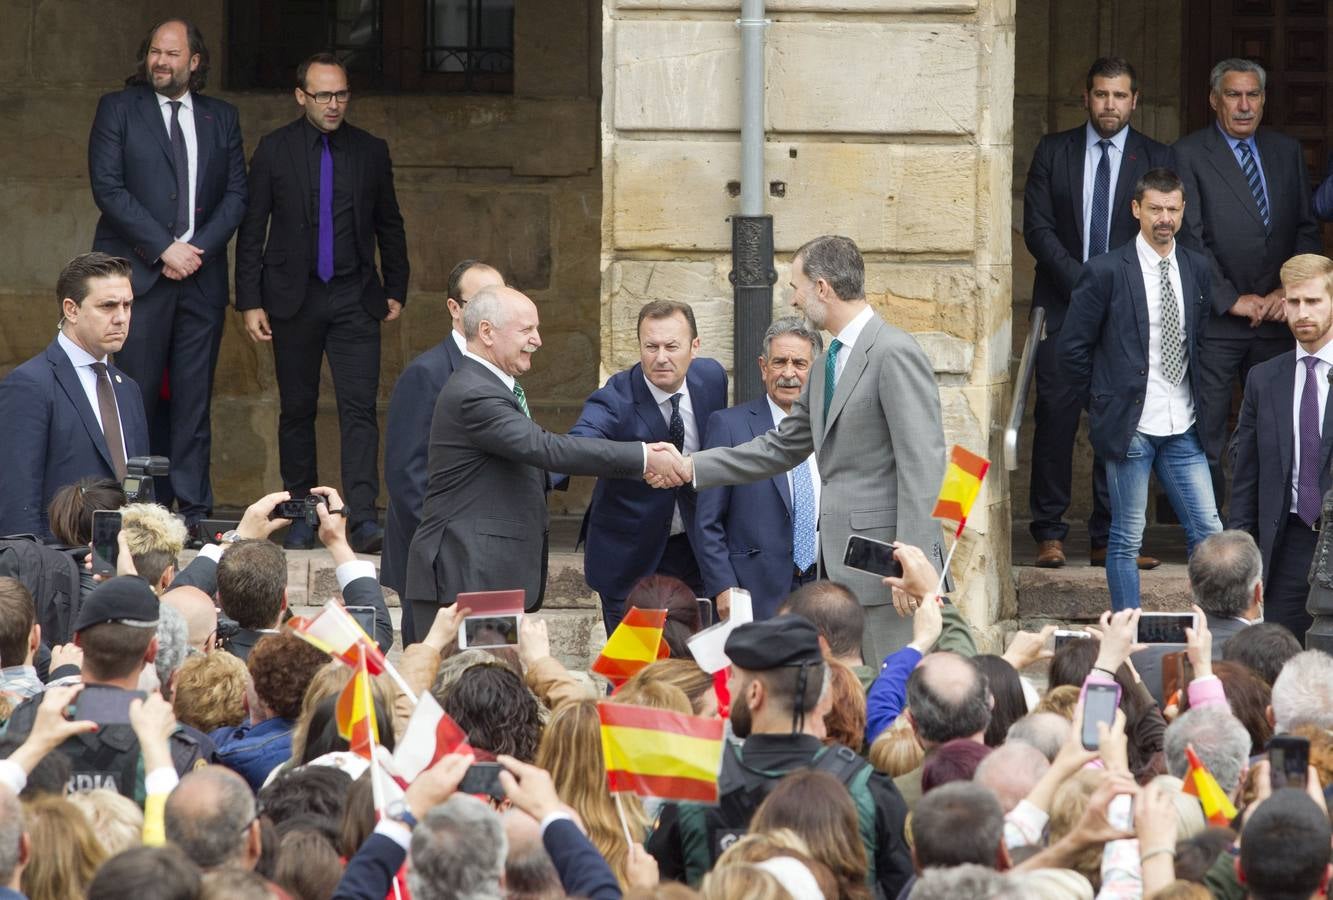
top-left (235, 52), bottom-right (409, 553)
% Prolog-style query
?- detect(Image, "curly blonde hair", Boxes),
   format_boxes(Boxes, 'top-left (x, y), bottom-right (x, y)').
top-left (121, 503), bottom-right (188, 588)
top-left (173, 650), bottom-right (249, 734)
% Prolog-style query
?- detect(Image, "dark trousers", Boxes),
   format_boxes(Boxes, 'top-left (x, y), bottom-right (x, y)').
top-left (1198, 330), bottom-right (1292, 509)
top-left (1029, 330), bottom-right (1111, 545)
top-left (270, 275), bottom-right (381, 526)
top-left (598, 532), bottom-right (703, 636)
top-left (1266, 514), bottom-right (1318, 645)
top-left (113, 274), bottom-right (225, 524)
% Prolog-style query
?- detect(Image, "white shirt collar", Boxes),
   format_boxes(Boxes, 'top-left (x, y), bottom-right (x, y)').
top-left (1085, 122), bottom-right (1129, 153)
top-left (57, 330), bottom-right (106, 368)
top-left (642, 372), bottom-right (689, 407)
top-left (833, 305), bottom-right (875, 350)
top-left (158, 90), bottom-right (193, 112)
top-left (765, 395), bottom-right (790, 425)
top-left (463, 349), bottom-right (515, 390)
top-left (1295, 340), bottom-right (1333, 367)
top-left (450, 329), bottom-right (466, 354)
top-left (1134, 232), bottom-right (1178, 271)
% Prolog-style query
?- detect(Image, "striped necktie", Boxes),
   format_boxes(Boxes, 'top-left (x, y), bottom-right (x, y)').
top-left (1237, 141), bottom-right (1270, 232)
top-left (513, 381), bottom-right (530, 418)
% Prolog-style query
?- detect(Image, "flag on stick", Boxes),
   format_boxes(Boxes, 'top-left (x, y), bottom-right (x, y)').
top-left (932, 444), bottom-right (990, 538)
top-left (393, 692), bottom-right (472, 781)
top-left (591, 607), bottom-right (669, 686)
top-left (1182, 745), bottom-right (1238, 826)
top-left (598, 701), bottom-right (724, 803)
top-left (289, 599), bottom-right (388, 675)
top-left (336, 645), bottom-right (378, 760)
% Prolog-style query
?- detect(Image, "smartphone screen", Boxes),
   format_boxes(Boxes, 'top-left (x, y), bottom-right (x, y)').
top-left (697, 598), bottom-right (714, 629)
top-left (91, 510), bottom-right (122, 575)
top-left (1054, 629), bottom-right (1090, 651)
top-left (458, 762), bottom-right (504, 799)
top-left (460, 614), bottom-right (521, 649)
top-left (1081, 682), bottom-right (1121, 750)
top-left (1136, 613), bottom-right (1196, 644)
top-left (1269, 735), bottom-right (1310, 790)
top-left (843, 535), bottom-right (903, 579)
top-left (345, 606), bottom-right (376, 638)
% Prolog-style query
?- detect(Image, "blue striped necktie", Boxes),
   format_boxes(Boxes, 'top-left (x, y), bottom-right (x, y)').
top-left (1237, 141), bottom-right (1271, 232)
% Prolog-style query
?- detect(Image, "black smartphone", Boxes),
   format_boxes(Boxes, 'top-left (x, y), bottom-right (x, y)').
top-left (345, 606), bottom-right (376, 638)
top-left (458, 762), bottom-right (505, 799)
top-left (843, 535), bottom-right (903, 579)
top-left (1269, 735), bottom-right (1310, 790)
top-left (1136, 612), bottom-right (1196, 644)
top-left (91, 509), bottom-right (122, 575)
top-left (1080, 681), bottom-right (1121, 751)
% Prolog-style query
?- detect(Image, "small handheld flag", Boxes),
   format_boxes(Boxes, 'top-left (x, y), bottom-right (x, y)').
top-left (335, 645), bottom-right (378, 760)
top-left (591, 607), bottom-right (670, 686)
top-left (1182, 744), bottom-right (1238, 826)
top-left (289, 600), bottom-right (388, 675)
top-left (598, 701), bottom-right (724, 803)
top-left (393, 693), bottom-right (472, 781)
top-left (932, 445), bottom-right (990, 538)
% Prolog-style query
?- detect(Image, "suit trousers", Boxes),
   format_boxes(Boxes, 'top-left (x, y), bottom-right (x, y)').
top-left (1266, 514), bottom-right (1317, 645)
top-left (1198, 329), bottom-right (1291, 510)
top-left (113, 273), bottom-right (225, 523)
top-left (270, 274), bottom-right (381, 525)
top-left (1030, 329), bottom-right (1112, 546)
top-left (598, 532), bottom-right (702, 636)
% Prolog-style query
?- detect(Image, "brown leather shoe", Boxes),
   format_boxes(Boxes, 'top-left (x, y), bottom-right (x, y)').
top-left (1089, 547), bottom-right (1161, 570)
top-left (1035, 539), bottom-right (1066, 568)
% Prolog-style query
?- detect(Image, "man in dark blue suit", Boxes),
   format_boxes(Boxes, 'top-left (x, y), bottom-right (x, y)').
top-left (88, 19), bottom-right (247, 531)
top-left (382, 260), bottom-right (502, 644)
top-left (1023, 57), bottom-right (1173, 569)
top-left (1061, 168), bottom-right (1223, 610)
top-left (563, 301), bottom-right (727, 634)
top-left (1229, 254), bottom-right (1333, 643)
top-left (0, 254), bottom-right (149, 539)
top-left (693, 317), bottom-right (823, 620)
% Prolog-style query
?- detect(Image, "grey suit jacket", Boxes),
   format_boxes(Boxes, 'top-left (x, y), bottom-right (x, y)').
top-left (692, 312), bottom-right (946, 627)
top-left (403, 358), bottom-right (644, 610)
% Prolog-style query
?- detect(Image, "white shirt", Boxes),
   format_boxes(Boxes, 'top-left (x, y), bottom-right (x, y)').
top-left (57, 330), bottom-right (128, 461)
top-left (1290, 343), bottom-right (1333, 514)
top-left (1134, 234), bottom-right (1194, 437)
top-left (463, 349), bottom-right (515, 391)
top-left (644, 374), bottom-right (698, 535)
top-left (156, 91), bottom-right (198, 242)
top-left (830, 305), bottom-right (875, 384)
top-left (450, 329), bottom-right (467, 355)
top-left (768, 395), bottom-right (822, 542)
top-left (1081, 124), bottom-right (1129, 262)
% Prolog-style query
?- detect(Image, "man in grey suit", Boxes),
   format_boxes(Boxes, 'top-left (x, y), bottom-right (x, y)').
top-left (663, 235), bottom-right (947, 662)
top-left (1173, 58), bottom-right (1321, 504)
top-left (403, 285), bottom-right (683, 628)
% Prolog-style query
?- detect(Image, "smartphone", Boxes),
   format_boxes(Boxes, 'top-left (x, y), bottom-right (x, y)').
top-left (697, 598), bottom-right (714, 629)
top-left (91, 509), bottom-right (122, 575)
top-left (1080, 681), bottom-right (1122, 751)
top-left (459, 614), bottom-right (521, 649)
top-left (458, 762), bottom-right (505, 799)
top-left (1136, 612), bottom-right (1197, 644)
top-left (843, 535), bottom-right (903, 579)
top-left (345, 606), bottom-right (376, 638)
top-left (1107, 793), bottom-right (1134, 832)
top-left (1269, 735), bottom-right (1310, 790)
top-left (1054, 629), bottom-right (1091, 651)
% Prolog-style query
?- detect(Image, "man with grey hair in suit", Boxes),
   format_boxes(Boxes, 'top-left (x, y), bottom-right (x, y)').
top-left (661, 235), bottom-right (947, 662)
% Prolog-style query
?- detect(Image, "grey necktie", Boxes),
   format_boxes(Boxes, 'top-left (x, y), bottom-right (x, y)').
top-left (90, 362), bottom-right (128, 479)
top-left (1158, 257), bottom-right (1186, 385)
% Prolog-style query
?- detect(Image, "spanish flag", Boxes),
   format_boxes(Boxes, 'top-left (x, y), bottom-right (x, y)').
top-left (932, 444), bottom-right (991, 538)
top-left (1182, 745), bottom-right (1238, 826)
top-left (289, 599), bottom-right (387, 675)
top-left (591, 607), bottom-right (670, 686)
top-left (598, 702), bottom-right (724, 803)
top-left (336, 645), bottom-right (378, 760)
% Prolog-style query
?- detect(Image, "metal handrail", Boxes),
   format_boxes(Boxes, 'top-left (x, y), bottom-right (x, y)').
top-left (1004, 307), bottom-right (1046, 471)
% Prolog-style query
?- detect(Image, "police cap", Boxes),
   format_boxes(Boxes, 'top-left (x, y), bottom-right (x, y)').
top-left (724, 614), bottom-right (822, 671)
top-left (73, 576), bottom-right (160, 633)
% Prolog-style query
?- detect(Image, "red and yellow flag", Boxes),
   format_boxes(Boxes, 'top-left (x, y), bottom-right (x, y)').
top-left (335, 645), bottom-right (379, 760)
top-left (1182, 745), bottom-right (1238, 826)
top-left (591, 607), bottom-right (669, 686)
top-left (289, 599), bottom-right (387, 675)
top-left (598, 702), bottom-right (725, 803)
top-left (932, 444), bottom-right (991, 538)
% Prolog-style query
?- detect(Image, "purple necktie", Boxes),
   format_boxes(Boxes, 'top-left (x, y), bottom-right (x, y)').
top-left (317, 134), bottom-right (334, 282)
top-left (1298, 356), bottom-right (1323, 526)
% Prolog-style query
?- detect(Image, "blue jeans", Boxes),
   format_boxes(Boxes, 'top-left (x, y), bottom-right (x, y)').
top-left (1104, 427), bottom-right (1221, 610)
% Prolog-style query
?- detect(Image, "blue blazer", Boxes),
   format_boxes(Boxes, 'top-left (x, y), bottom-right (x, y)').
top-left (1229, 350), bottom-right (1333, 577)
top-left (691, 396), bottom-right (795, 619)
top-left (0, 340), bottom-right (149, 538)
top-left (567, 359), bottom-right (728, 599)
top-left (382, 335), bottom-right (465, 598)
top-left (88, 85), bottom-right (247, 302)
top-left (1058, 239), bottom-right (1213, 461)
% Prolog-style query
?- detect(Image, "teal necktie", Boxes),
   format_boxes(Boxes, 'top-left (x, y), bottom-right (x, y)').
top-left (513, 381), bottom-right (530, 418)
top-left (823, 338), bottom-right (844, 419)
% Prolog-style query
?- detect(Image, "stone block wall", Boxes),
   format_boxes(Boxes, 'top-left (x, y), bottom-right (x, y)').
top-left (601, 0), bottom-right (1017, 647)
top-left (0, 0), bottom-right (602, 515)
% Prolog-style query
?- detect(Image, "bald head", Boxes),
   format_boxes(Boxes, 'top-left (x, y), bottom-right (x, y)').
top-left (464, 285), bottom-right (542, 378)
top-left (164, 767), bottom-right (259, 870)
top-left (973, 740), bottom-right (1050, 812)
top-left (1006, 712), bottom-right (1070, 762)
top-left (162, 586), bottom-right (217, 654)
top-left (906, 652), bottom-right (991, 747)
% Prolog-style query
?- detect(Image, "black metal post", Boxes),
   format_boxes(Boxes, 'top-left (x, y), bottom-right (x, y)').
top-left (730, 215), bottom-right (776, 404)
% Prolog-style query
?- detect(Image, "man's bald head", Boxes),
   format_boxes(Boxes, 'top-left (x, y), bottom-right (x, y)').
top-left (162, 586), bottom-right (217, 654)
top-left (973, 740), bottom-right (1050, 812)
top-left (464, 285), bottom-right (542, 377)
top-left (906, 652), bottom-right (991, 747)
top-left (1006, 712), bottom-right (1070, 762)
top-left (164, 767), bottom-right (259, 871)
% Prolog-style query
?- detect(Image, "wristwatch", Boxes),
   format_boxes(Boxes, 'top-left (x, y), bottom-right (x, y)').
top-left (385, 799), bottom-right (418, 829)
top-left (219, 530), bottom-right (244, 544)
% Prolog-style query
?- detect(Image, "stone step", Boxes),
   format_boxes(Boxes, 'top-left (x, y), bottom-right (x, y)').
top-left (1015, 561), bottom-right (1193, 625)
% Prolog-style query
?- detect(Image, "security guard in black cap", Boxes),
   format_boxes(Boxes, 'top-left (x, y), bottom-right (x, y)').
top-left (4, 576), bottom-right (205, 802)
top-left (647, 615), bottom-right (913, 898)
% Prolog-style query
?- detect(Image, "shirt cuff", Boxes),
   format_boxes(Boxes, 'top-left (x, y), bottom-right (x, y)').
top-left (336, 560), bottom-right (378, 591)
top-left (374, 819), bottom-right (413, 851)
top-left (539, 810), bottom-right (575, 836)
top-left (641, 443), bottom-right (648, 474)
top-left (0, 760), bottom-right (26, 796)
top-left (144, 767), bottom-right (179, 797)
top-left (197, 543), bottom-right (223, 563)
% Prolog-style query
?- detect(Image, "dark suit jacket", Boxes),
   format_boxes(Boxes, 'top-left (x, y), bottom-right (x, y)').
top-left (1023, 124), bottom-right (1174, 333)
top-left (0, 340), bottom-right (149, 539)
top-left (404, 358), bottom-right (644, 610)
top-left (1059, 239), bottom-right (1213, 460)
top-left (692, 396), bottom-right (796, 618)
top-left (331, 832), bottom-right (404, 900)
top-left (563, 360), bottom-right (728, 599)
top-left (544, 817), bottom-right (622, 900)
top-left (381, 335), bottom-right (465, 597)
top-left (1173, 124), bottom-right (1321, 339)
top-left (1228, 350), bottom-right (1333, 577)
top-left (88, 85), bottom-right (247, 300)
top-left (234, 117), bottom-right (409, 320)
top-left (1131, 614), bottom-right (1250, 707)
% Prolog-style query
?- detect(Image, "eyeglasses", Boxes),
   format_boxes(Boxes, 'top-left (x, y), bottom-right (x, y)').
top-left (300, 89), bottom-right (350, 104)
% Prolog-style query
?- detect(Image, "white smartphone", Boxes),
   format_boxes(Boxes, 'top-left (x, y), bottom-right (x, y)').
top-left (458, 613), bottom-right (521, 650)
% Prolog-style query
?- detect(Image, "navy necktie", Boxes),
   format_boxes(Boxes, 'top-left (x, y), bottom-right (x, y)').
top-left (168, 100), bottom-right (189, 239)
top-left (1298, 356), bottom-right (1322, 526)
top-left (668, 393), bottom-right (685, 453)
top-left (1088, 138), bottom-right (1112, 258)
top-left (318, 134), bottom-right (334, 282)
top-left (1237, 141), bottom-right (1271, 232)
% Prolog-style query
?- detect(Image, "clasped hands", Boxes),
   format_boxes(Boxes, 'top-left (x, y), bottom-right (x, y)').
top-left (643, 442), bottom-right (692, 488)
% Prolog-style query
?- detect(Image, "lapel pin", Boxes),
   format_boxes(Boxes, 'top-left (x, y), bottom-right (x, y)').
top-left (115, 375), bottom-right (122, 383)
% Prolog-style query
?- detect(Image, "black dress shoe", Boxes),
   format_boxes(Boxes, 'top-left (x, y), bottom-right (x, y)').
top-left (348, 520), bottom-right (384, 555)
top-left (284, 518), bottom-right (316, 550)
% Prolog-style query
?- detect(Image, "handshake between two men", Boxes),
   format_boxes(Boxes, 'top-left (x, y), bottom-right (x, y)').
top-left (643, 442), bottom-right (693, 488)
